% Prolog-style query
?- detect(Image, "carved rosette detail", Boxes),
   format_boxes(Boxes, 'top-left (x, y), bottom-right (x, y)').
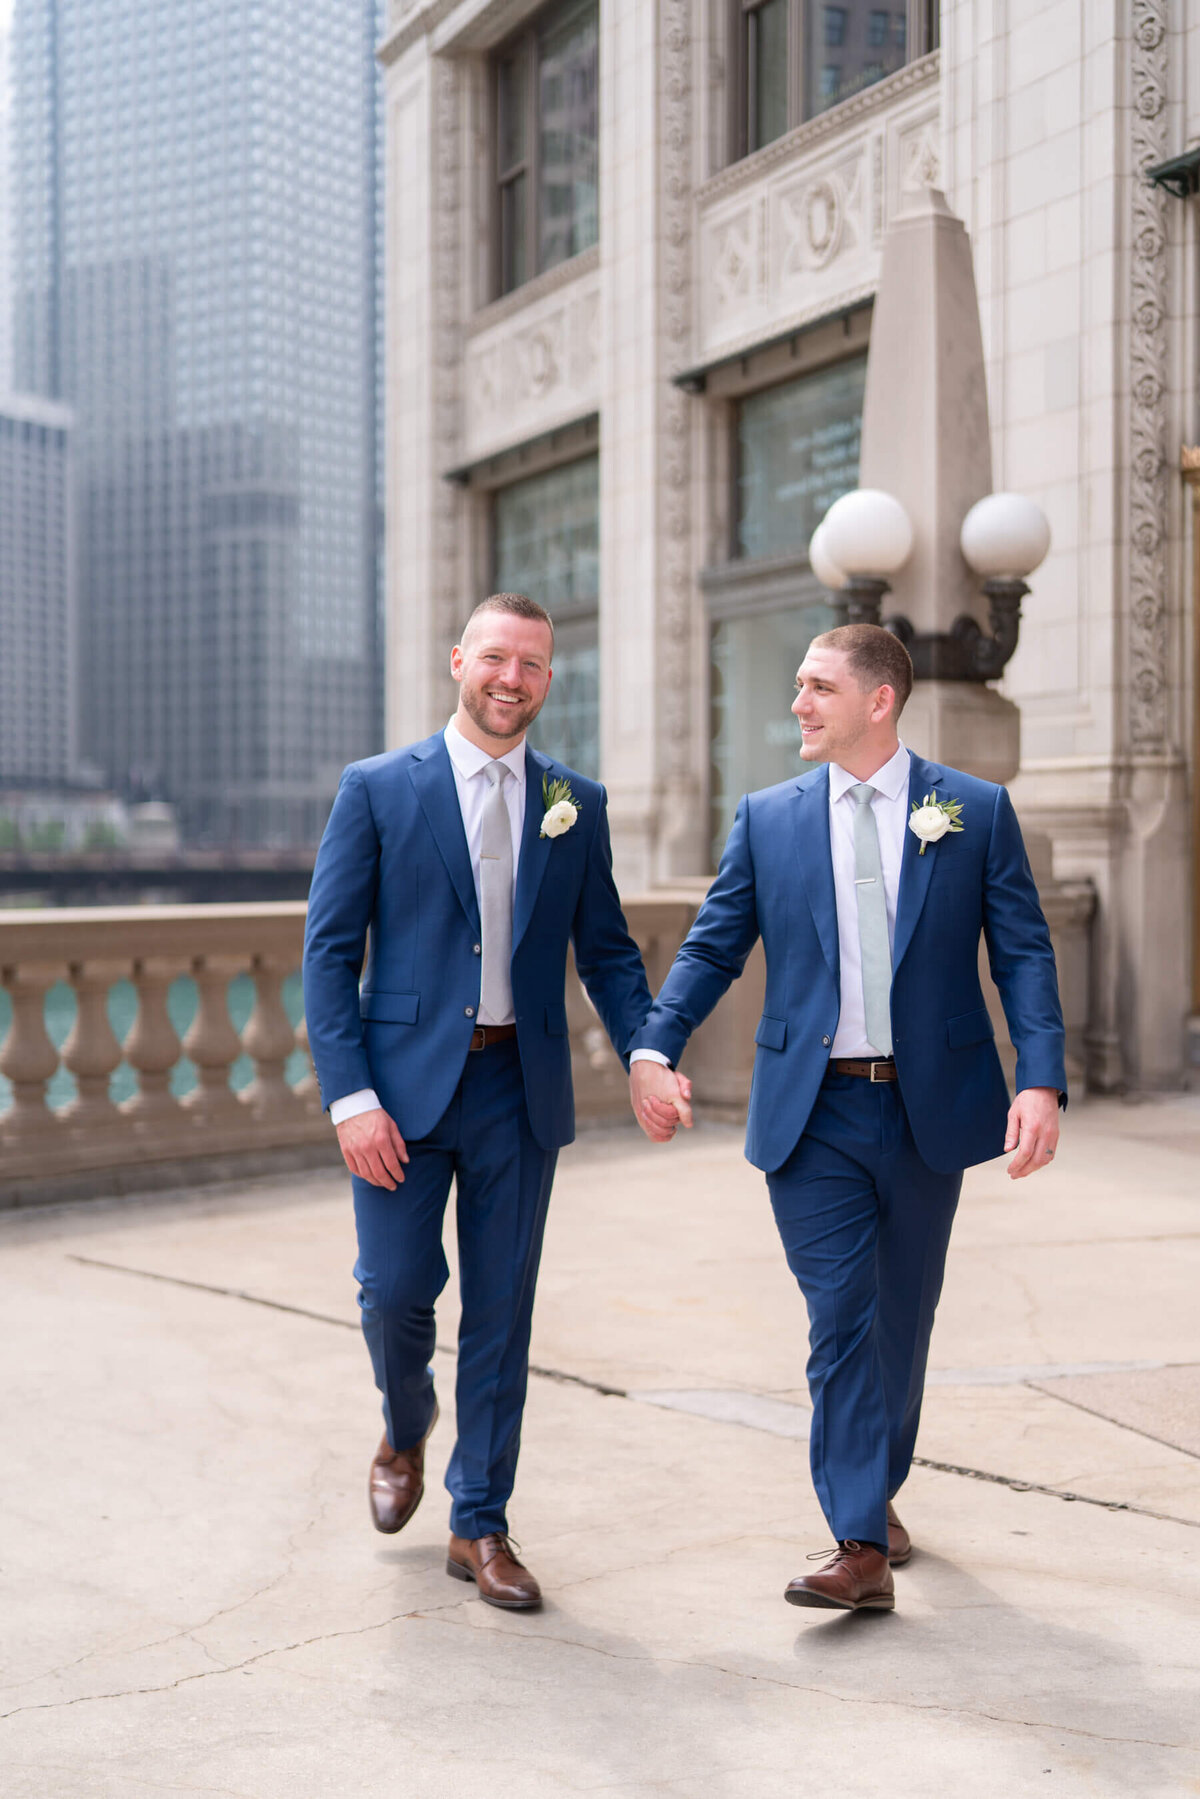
top-left (659, 1), bottom-right (694, 791)
top-left (1128, 0), bottom-right (1169, 748)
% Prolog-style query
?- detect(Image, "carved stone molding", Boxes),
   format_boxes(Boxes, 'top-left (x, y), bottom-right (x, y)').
top-left (430, 56), bottom-right (466, 678)
top-left (1128, 0), bottom-right (1170, 749)
top-left (465, 244), bottom-right (599, 337)
top-left (462, 265), bottom-right (601, 462)
top-left (696, 52), bottom-right (938, 207)
top-left (695, 90), bottom-right (938, 361)
top-left (658, 0), bottom-right (695, 798)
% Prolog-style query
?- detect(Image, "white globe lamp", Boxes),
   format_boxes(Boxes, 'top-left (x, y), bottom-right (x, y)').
top-left (808, 521), bottom-right (847, 592)
top-left (960, 493), bottom-right (1051, 580)
top-left (818, 489), bottom-right (914, 623)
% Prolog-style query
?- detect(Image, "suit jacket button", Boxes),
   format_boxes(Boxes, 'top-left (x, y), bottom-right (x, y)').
top-left (473, 944), bottom-right (481, 955)
top-left (465, 1006), bottom-right (475, 1018)
top-left (822, 1035), bottom-right (831, 1047)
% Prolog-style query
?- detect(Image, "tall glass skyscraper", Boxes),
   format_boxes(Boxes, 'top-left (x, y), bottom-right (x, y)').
top-left (10, 0), bottom-right (384, 846)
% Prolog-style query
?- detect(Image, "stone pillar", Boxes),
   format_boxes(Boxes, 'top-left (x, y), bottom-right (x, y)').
top-left (598, 0), bottom-right (705, 889)
top-left (381, 32), bottom-right (463, 748)
top-left (859, 186), bottom-right (1021, 780)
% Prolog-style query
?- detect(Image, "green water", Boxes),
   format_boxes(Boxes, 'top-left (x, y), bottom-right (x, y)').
top-left (0, 972), bottom-right (309, 1113)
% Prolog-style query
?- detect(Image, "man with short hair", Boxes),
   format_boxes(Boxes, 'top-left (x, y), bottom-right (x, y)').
top-left (304, 593), bottom-right (654, 1609)
top-left (631, 623), bottom-right (1065, 1612)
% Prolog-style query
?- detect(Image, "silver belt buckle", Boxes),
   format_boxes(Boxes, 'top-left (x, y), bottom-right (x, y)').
top-left (869, 1060), bottom-right (887, 1082)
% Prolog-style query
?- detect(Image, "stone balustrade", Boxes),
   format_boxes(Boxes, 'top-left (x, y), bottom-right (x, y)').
top-left (0, 904), bottom-right (330, 1204)
top-left (0, 897), bottom-right (708, 1207)
top-left (0, 874), bottom-right (1096, 1207)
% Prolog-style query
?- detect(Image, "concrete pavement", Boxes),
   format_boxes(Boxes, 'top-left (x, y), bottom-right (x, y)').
top-left (1, 1095), bottom-right (1197, 1797)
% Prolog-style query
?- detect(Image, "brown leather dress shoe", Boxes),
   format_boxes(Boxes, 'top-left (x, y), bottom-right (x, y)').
top-left (784, 1541), bottom-right (895, 1611)
top-left (886, 1500), bottom-right (912, 1567)
top-left (368, 1400), bottom-right (438, 1534)
top-left (446, 1533), bottom-right (542, 1610)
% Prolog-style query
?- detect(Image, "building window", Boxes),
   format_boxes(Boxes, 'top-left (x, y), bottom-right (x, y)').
top-left (735, 353), bottom-right (867, 561)
top-left (704, 353), bottom-right (867, 863)
top-left (732, 0), bottom-right (938, 156)
top-left (492, 454), bottom-right (599, 777)
top-left (494, 0), bottom-right (599, 298)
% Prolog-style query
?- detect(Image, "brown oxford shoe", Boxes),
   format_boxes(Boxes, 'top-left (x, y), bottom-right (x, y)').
top-left (446, 1532), bottom-right (542, 1610)
top-left (368, 1401), bottom-right (438, 1534)
top-left (887, 1500), bottom-right (912, 1567)
top-left (784, 1541), bottom-right (895, 1612)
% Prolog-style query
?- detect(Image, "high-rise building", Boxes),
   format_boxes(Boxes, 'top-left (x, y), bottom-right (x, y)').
top-left (10, 0), bottom-right (385, 846)
top-left (0, 392), bottom-right (75, 786)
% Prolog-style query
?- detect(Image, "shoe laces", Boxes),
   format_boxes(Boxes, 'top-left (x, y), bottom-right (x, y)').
top-left (806, 1540), bottom-right (866, 1565)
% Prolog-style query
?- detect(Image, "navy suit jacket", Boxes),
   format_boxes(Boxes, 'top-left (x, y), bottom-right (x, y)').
top-left (634, 754), bottom-right (1067, 1175)
top-left (302, 732), bottom-right (652, 1152)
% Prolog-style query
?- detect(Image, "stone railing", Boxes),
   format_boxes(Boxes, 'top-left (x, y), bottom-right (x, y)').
top-left (0, 874), bottom-right (1096, 1206)
top-left (0, 904), bottom-right (330, 1205)
top-left (0, 898), bottom-right (710, 1207)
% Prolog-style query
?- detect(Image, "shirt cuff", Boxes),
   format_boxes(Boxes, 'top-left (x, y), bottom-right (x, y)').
top-left (629, 1049), bottom-right (671, 1067)
top-left (329, 1088), bottom-right (383, 1126)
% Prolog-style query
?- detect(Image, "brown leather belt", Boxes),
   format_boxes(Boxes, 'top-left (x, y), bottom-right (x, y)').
top-left (828, 1057), bottom-right (898, 1082)
top-left (469, 1022), bottom-right (518, 1052)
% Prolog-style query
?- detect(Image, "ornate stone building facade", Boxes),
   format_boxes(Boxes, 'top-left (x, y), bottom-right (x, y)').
top-left (381, 0), bottom-right (1199, 1093)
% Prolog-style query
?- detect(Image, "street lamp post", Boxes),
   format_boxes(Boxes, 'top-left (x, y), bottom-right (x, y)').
top-left (810, 487), bottom-right (1051, 681)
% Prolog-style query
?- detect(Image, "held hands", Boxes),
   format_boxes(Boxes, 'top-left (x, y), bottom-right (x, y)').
top-left (1003, 1086), bottom-right (1061, 1179)
top-left (336, 1107), bottom-right (409, 1190)
top-left (630, 1061), bottom-right (694, 1143)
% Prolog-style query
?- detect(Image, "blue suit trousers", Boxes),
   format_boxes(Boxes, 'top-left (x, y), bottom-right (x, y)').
top-left (351, 1039), bottom-right (557, 1540)
top-left (766, 1071), bottom-right (962, 1549)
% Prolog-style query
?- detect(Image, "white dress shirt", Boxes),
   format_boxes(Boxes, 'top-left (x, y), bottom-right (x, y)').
top-left (827, 742), bottom-right (910, 1058)
top-left (329, 719), bottom-right (527, 1126)
top-left (630, 742), bottom-right (912, 1071)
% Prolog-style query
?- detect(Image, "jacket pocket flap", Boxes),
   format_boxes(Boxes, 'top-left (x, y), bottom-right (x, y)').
top-left (947, 1007), bottom-right (994, 1049)
top-left (545, 1002), bottom-right (568, 1037)
top-left (754, 1014), bottom-right (787, 1051)
top-left (360, 991), bottom-right (420, 1025)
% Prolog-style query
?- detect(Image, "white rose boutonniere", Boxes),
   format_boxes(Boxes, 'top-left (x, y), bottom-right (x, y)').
top-left (540, 774), bottom-right (580, 839)
top-left (908, 792), bottom-right (964, 855)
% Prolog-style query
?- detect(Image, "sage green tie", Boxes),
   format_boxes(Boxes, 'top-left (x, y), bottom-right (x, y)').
top-left (479, 762), bottom-right (514, 1023)
top-left (850, 783), bottom-right (893, 1056)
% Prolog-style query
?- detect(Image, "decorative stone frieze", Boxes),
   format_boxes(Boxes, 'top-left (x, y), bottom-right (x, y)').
top-left (1127, 0), bottom-right (1170, 750)
top-left (694, 72), bottom-right (939, 363)
top-left (462, 261), bottom-right (601, 464)
top-left (657, 0), bottom-right (695, 797)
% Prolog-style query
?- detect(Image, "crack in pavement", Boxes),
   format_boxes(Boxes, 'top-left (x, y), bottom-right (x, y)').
top-left (64, 1254), bottom-right (1200, 1531)
top-left (0, 1595), bottom-right (471, 1724)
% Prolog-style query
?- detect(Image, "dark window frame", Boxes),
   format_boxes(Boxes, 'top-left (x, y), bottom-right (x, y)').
top-left (491, 0), bottom-right (599, 300)
top-left (729, 0), bottom-right (940, 162)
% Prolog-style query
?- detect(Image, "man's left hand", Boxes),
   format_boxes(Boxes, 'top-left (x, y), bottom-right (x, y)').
top-left (1004, 1087), bottom-right (1060, 1179)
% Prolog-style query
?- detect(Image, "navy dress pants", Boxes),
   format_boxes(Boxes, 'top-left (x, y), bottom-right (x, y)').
top-left (351, 1039), bottom-right (557, 1541)
top-left (766, 1071), bottom-right (962, 1549)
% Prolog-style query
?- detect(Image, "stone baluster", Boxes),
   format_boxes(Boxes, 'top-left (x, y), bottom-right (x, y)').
top-left (242, 955), bottom-right (304, 1123)
top-left (61, 961), bottom-right (130, 1139)
top-left (122, 957), bottom-right (185, 1131)
top-left (181, 956), bottom-right (245, 1124)
top-left (0, 963), bottom-right (62, 1150)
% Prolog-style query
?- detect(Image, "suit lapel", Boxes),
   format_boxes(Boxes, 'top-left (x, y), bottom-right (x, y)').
top-left (512, 743), bottom-right (554, 952)
top-left (793, 766), bottom-right (839, 982)
top-left (409, 736), bottom-right (480, 936)
top-left (892, 754), bottom-right (944, 975)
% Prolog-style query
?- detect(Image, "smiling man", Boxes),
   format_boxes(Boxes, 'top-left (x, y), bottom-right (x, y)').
top-left (303, 593), bottom-right (653, 1609)
top-left (629, 623), bottom-right (1066, 1613)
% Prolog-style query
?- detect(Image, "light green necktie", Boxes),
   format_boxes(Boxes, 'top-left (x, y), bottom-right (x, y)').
top-left (850, 783), bottom-right (893, 1056)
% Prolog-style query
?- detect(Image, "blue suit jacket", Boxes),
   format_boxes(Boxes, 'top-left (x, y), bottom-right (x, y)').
top-left (302, 732), bottom-right (652, 1152)
top-left (634, 755), bottom-right (1067, 1175)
